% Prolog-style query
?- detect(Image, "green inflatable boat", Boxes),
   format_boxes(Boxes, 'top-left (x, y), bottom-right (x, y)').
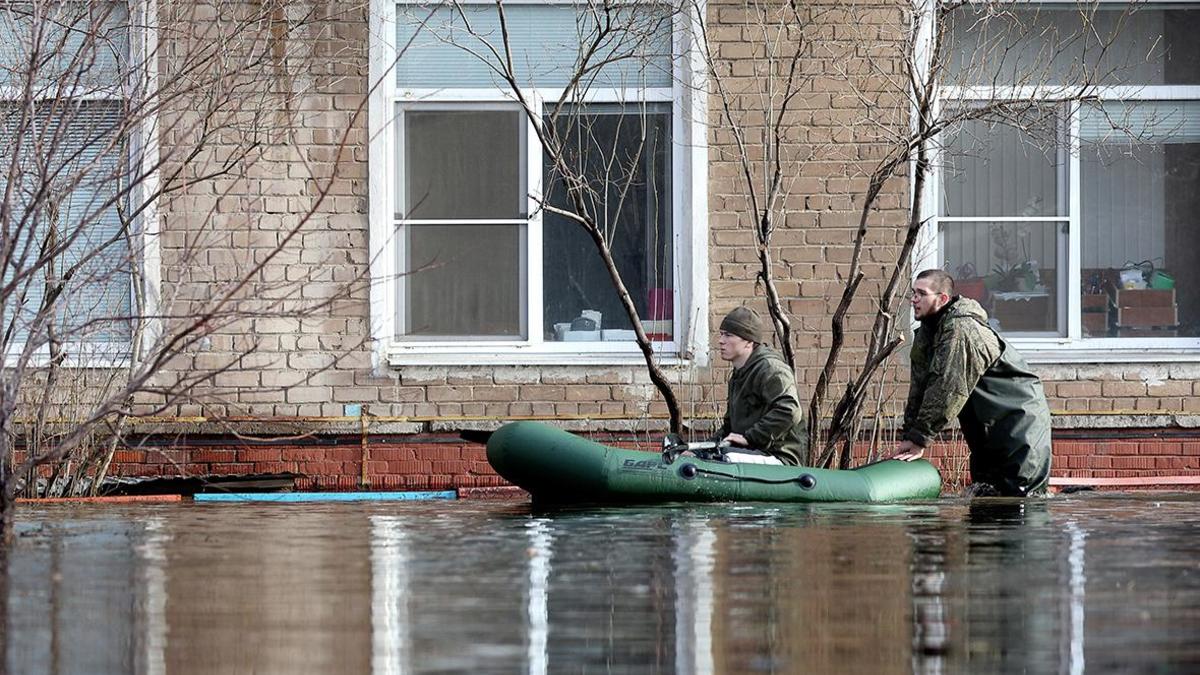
top-left (486, 421), bottom-right (942, 503)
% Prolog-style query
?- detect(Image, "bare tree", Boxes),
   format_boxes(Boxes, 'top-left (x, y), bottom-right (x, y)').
top-left (0, 0), bottom-right (372, 540)
top-left (690, 0), bottom-right (1145, 465)
top-left (688, 0), bottom-right (814, 371)
top-left (390, 0), bottom-right (1154, 458)
top-left (806, 0), bottom-right (1144, 467)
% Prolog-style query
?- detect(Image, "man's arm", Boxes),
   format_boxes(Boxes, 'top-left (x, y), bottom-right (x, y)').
top-left (903, 324), bottom-right (997, 447)
top-left (902, 370), bottom-right (925, 437)
top-left (902, 327), bottom-right (931, 436)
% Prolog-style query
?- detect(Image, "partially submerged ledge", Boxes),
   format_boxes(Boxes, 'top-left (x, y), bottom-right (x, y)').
top-left (17, 495), bottom-right (184, 505)
top-left (193, 491), bottom-right (457, 502)
top-left (1050, 475), bottom-right (1200, 488)
top-left (14, 486), bottom-right (528, 505)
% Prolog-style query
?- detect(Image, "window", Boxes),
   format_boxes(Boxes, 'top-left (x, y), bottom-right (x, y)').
top-left (542, 104), bottom-right (674, 344)
top-left (396, 105), bottom-right (528, 339)
top-left (371, 1), bottom-right (706, 364)
top-left (931, 2), bottom-right (1200, 357)
top-left (0, 2), bottom-right (134, 352)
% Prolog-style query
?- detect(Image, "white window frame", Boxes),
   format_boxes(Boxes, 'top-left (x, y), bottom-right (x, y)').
top-left (392, 99), bottom-right (532, 342)
top-left (920, 0), bottom-right (1200, 363)
top-left (0, 0), bottom-right (155, 368)
top-left (369, 0), bottom-right (708, 366)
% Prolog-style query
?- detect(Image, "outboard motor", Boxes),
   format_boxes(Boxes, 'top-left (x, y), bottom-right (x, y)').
top-left (660, 435), bottom-right (727, 464)
top-left (660, 434), bottom-right (687, 465)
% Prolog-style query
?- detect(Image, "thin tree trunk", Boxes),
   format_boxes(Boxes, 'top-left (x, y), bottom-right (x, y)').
top-left (755, 227), bottom-right (794, 367)
top-left (0, 535), bottom-right (8, 667)
top-left (0, 430), bottom-right (12, 546)
top-left (819, 131), bottom-right (932, 468)
top-left (585, 229), bottom-right (684, 434)
top-left (88, 414), bottom-right (128, 497)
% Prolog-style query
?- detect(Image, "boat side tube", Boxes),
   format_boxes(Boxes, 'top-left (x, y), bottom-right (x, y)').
top-left (487, 421), bottom-right (941, 503)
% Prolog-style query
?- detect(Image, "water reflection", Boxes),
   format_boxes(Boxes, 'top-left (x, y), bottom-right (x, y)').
top-left (1066, 520), bottom-right (1087, 675)
top-left (908, 501), bottom-right (1066, 674)
top-left (525, 520), bottom-right (551, 675)
top-left (6, 496), bottom-right (1200, 674)
top-left (7, 517), bottom-right (168, 673)
top-left (673, 518), bottom-right (715, 674)
top-left (370, 517), bottom-right (408, 674)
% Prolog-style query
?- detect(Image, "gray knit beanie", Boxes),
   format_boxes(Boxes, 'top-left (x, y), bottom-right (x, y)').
top-left (719, 306), bottom-right (763, 344)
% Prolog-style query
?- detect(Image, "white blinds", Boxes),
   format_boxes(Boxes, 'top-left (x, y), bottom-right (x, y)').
top-left (0, 101), bottom-right (132, 344)
top-left (1081, 101), bottom-right (1200, 144)
top-left (395, 3), bottom-right (674, 89)
top-left (0, 2), bottom-right (130, 93)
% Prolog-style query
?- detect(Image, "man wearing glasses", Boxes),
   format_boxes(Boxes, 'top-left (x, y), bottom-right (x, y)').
top-left (892, 269), bottom-right (1053, 497)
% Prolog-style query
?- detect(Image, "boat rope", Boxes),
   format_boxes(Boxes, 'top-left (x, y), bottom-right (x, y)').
top-left (683, 464), bottom-right (817, 489)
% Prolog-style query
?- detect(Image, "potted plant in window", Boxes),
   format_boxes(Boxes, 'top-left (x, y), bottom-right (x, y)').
top-left (984, 225), bottom-right (1040, 293)
top-left (985, 224), bottom-right (1051, 331)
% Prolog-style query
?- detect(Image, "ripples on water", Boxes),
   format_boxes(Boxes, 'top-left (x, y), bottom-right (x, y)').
top-left (6, 495), bottom-right (1200, 674)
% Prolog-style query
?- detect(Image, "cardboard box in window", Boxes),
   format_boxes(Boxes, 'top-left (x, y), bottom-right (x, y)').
top-left (1081, 293), bottom-right (1109, 336)
top-left (1116, 305), bottom-right (1178, 327)
top-left (1081, 293), bottom-right (1108, 312)
top-left (1117, 327), bottom-right (1178, 338)
top-left (1115, 288), bottom-right (1174, 306)
top-left (1082, 311), bottom-right (1109, 337)
top-left (1114, 288), bottom-right (1177, 329)
top-left (991, 294), bottom-right (1054, 332)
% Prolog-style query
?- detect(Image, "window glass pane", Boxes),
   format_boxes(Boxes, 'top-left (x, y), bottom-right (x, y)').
top-left (0, 101), bottom-right (131, 345)
top-left (0, 2), bottom-right (129, 91)
top-left (396, 3), bottom-right (674, 89)
top-left (1079, 101), bottom-right (1200, 338)
top-left (940, 111), bottom-right (1065, 217)
top-left (542, 105), bottom-right (673, 342)
top-left (941, 221), bottom-right (1063, 336)
top-left (403, 224), bottom-right (524, 339)
top-left (402, 109), bottom-right (523, 220)
top-left (944, 4), bottom-right (1200, 86)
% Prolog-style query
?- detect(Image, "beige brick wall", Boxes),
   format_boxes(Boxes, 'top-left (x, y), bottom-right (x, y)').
top-left (140, 0), bottom-right (1198, 435)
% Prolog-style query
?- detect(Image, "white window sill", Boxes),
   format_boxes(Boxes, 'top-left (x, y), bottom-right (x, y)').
top-left (6, 343), bottom-right (132, 369)
top-left (1013, 338), bottom-right (1200, 364)
top-left (385, 341), bottom-right (692, 367)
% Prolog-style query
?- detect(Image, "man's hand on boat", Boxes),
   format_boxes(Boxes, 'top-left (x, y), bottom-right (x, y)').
top-left (722, 433), bottom-right (749, 448)
top-left (892, 440), bottom-right (926, 462)
top-left (661, 435), bottom-right (730, 463)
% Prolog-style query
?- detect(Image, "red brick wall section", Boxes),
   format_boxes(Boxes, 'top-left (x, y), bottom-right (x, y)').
top-left (111, 432), bottom-right (1200, 494)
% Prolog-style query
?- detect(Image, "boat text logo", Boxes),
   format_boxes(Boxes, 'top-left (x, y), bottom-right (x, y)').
top-left (621, 458), bottom-right (665, 472)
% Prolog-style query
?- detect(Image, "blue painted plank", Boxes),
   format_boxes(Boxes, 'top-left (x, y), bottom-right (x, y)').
top-left (194, 491), bottom-right (458, 503)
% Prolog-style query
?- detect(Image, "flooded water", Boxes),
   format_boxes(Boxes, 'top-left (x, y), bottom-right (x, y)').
top-left (6, 494), bottom-right (1200, 674)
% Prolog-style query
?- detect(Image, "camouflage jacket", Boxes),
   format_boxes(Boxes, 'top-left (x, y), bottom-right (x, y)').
top-left (716, 344), bottom-right (807, 466)
top-left (903, 296), bottom-right (1001, 447)
top-left (903, 295), bottom-right (1053, 496)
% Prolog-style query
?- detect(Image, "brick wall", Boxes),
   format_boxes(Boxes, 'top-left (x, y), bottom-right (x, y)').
top-left (105, 427), bottom-right (1200, 494)
top-left (111, 0), bottom-right (1200, 486)
top-left (144, 0), bottom-right (920, 426)
top-left (1037, 364), bottom-right (1200, 414)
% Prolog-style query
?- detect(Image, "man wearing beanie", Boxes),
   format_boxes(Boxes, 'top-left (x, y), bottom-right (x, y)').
top-left (713, 306), bottom-right (808, 465)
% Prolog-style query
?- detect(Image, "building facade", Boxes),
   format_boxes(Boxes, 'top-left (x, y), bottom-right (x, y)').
top-left (4, 0), bottom-right (1199, 492)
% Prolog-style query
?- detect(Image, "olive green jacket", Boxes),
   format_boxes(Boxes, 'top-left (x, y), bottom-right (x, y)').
top-left (716, 344), bottom-right (807, 466)
top-left (904, 297), bottom-right (1052, 496)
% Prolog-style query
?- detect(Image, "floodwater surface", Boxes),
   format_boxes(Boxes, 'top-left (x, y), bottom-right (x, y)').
top-left (6, 494), bottom-right (1200, 674)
